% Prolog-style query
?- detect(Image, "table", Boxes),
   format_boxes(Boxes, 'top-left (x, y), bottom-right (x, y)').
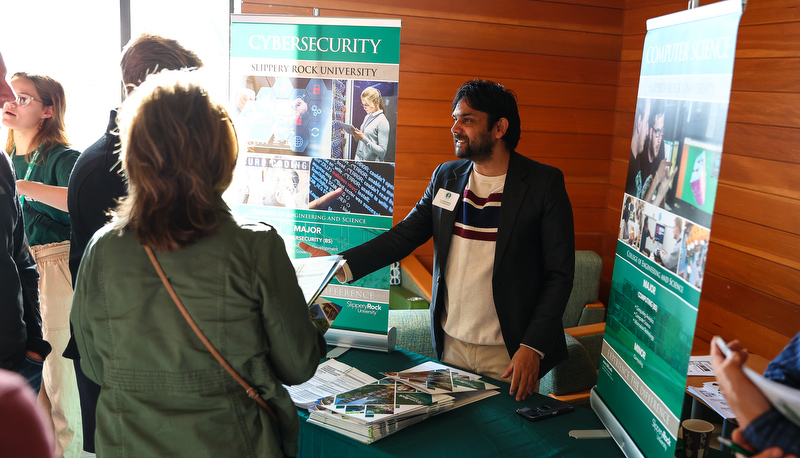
top-left (296, 347), bottom-right (625, 457)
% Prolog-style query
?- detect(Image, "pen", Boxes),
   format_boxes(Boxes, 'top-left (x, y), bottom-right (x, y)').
top-left (718, 436), bottom-right (754, 457)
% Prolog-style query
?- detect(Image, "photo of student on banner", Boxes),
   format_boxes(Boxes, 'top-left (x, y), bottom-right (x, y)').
top-left (308, 158), bottom-right (395, 216)
top-left (234, 75), bottom-right (333, 157)
top-left (345, 81), bottom-right (398, 162)
top-left (625, 97), bottom-right (727, 228)
top-left (350, 86), bottom-right (390, 162)
top-left (231, 157), bottom-right (311, 208)
top-left (621, 195), bottom-right (712, 289)
top-left (625, 98), bottom-right (671, 202)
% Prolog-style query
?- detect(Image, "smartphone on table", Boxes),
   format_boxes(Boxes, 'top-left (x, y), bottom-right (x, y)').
top-left (516, 398), bottom-right (574, 421)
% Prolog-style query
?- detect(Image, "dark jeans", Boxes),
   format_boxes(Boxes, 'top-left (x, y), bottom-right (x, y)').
top-left (16, 354), bottom-right (44, 394)
top-left (73, 358), bottom-right (100, 453)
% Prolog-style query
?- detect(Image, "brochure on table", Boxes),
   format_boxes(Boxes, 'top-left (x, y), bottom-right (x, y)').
top-left (313, 378), bottom-right (452, 425)
top-left (227, 15), bottom-right (401, 336)
top-left (284, 359), bottom-right (377, 409)
top-left (382, 361), bottom-right (500, 394)
top-left (593, 2), bottom-right (743, 458)
top-left (289, 359), bottom-right (499, 443)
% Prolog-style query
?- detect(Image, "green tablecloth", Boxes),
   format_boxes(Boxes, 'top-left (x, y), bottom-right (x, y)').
top-left (296, 347), bottom-right (626, 457)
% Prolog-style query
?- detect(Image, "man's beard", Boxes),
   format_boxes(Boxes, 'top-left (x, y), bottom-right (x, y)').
top-left (454, 130), bottom-right (494, 163)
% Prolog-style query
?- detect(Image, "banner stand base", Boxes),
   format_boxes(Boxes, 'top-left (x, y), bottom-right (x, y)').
top-left (325, 327), bottom-right (397, 353)
top-left (590, 387), bottom-right (646, 458)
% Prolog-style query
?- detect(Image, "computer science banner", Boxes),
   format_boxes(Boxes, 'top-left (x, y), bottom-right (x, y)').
top-left (226, 15), bottom-right (401, 334)
top-left (596, 2), bottom-right (742, 457)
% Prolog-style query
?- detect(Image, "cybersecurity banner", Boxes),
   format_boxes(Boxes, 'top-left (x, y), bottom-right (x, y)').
top-left (596, 3), bottom-right (742, 457)
top-left (226, 15), bottom-right (401, 334)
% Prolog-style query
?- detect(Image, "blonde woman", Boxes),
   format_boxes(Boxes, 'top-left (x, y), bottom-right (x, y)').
top-left (71, 72), bottom-right (325, 457)
top-left (352, 86), bottom-right (390, 161)
top-left (3, 71), bottom-right (82, 457)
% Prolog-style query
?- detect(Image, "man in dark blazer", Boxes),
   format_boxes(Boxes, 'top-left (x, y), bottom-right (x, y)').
top-left (336, 79), bottom-right (574, 401)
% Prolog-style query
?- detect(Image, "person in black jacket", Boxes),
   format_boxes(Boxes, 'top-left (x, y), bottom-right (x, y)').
top-left (0, 51), bottom-right (51, 392)
top-left (311, 79), bottom-right (575, 401)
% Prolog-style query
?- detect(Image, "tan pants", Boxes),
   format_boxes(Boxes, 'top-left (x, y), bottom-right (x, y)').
top-left (442, 332), bottom-right (513, 382)
top-left (32, 241), bottom-right (83, 458)
top-left (442, 333), bottom-right (542, 393)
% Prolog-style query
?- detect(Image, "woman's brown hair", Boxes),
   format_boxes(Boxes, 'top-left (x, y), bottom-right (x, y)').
top-left (114, 72), bottom-right (238, 252)
top-left (5, 72), bottom-right (69, 159)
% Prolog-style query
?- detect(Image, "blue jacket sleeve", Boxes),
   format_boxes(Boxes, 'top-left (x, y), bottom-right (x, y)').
top-left (741, 333), bottom-right (800, 455)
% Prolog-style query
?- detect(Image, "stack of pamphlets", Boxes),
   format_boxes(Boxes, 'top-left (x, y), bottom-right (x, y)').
top-left (295, 360), bottom-right (500, 444)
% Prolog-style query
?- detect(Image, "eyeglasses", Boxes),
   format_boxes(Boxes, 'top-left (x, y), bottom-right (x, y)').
top-left (11, 95), bottom-right (44, 107)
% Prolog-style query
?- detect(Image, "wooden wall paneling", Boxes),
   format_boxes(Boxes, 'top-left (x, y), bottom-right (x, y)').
top-left (399, 19), bottom-right (622, 60)
top-left (620, 33), bottom-right (648, 62)
top-left (401, 45), bottom-right (620, 86)
top-left (706, 242), bottom-right (800, 306)
top-left (732, 58), bottom-right (800, 93)
top-left (700, 272), bottom-right (800, 342)
top-left (398, 100), bottom-right (616, 137)
top-left (727, 91), bottom-right (800, 128)
top-left (574, 207), bottom-right (609, 231)
top-left (568, 183), bottom-right (613, 207)
top-left (711, 214), bottom-right (800, 276)
top-left (714, 185), bottom-right (800, 237)
top-left (608, 160), bottom-right (629, 191)
top-left (577, 233), bottom-right (607, 254)
top-left (737, 0), bottom-right (800, 25)
top-left (612, 106), bottom-right (636, 142)
top-left (619, 60), bottom-right (643, 87)
top-left (245, 0), bottom-right (624, 33)
top-left (722, 123), bottom-right (800, 163)
top-left (696, 299), bottom-right (795, 360)
top-left (718, 154), bottom-right (800, 199)
top-left (393, 177), bottom-right (431, 205)
top-left (735, 22), bottom-right (800, 59)
top-left (398, 130), bottom-right (614, 161)
top-left (622, 2), bottom-right (686, 35)
top-left (401, 72), bottom-right (618, 111)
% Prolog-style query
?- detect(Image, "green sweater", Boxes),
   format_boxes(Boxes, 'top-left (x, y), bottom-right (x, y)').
top-left (71, 213), bottom-right (326, 457)
top-left (12, 144), bottom-right (80, 246)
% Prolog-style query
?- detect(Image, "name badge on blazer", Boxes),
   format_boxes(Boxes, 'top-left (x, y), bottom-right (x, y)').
top-left (433, 188), bottom-right (459, 211)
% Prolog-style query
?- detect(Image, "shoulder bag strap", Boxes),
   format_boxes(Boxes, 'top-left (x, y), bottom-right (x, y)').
top-left (143, 245), bottom-right (277, 423)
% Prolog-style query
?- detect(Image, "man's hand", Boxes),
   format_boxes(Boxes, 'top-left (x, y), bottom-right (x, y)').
top-left (308, 187), bottom-right (343, 210)
top-left (710, 338), bottom-right (771, 429)
top-left (502, 346), bottom-right (540, 401)
top-left (299, 242), bottom-right (348, 282)
top-left (298, 242), bottom-right (331, 257)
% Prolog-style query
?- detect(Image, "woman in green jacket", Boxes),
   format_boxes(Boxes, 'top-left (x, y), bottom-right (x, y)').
top-left (71, 72), bottom-right (326, 458)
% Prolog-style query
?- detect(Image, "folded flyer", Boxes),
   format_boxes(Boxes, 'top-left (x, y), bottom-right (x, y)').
top-left (381, 361), bottom-right (500, 395)
top-left (285, 359), bottom-right (377, 409)
top-left (312, 377), bottom-right (452, 425)
top-left (291, 255), bottom-right (346, 333)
